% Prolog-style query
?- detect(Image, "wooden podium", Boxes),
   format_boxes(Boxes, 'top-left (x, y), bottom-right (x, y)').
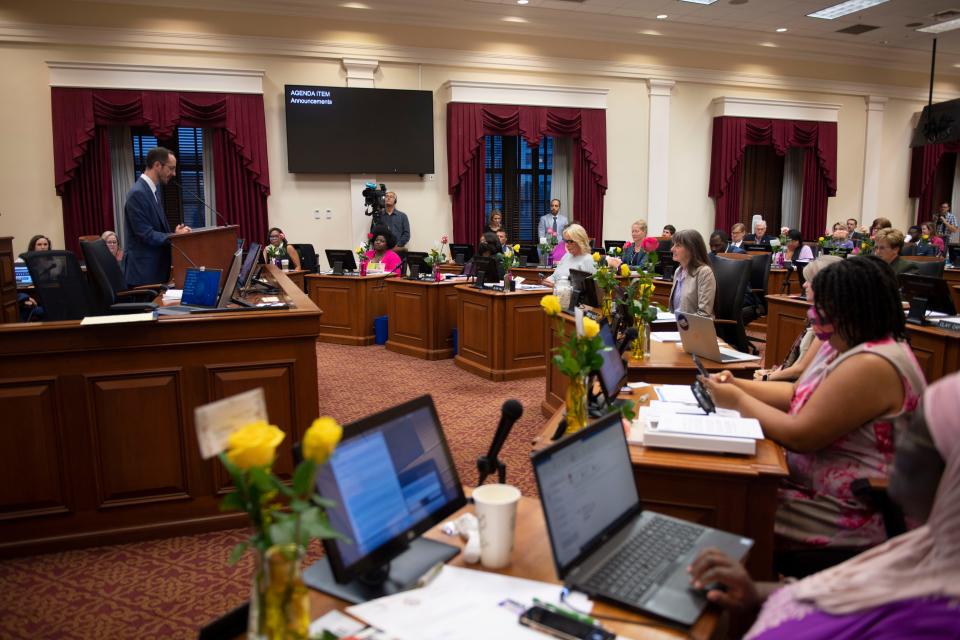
top-left (169, 225), bottom-right (239, 288)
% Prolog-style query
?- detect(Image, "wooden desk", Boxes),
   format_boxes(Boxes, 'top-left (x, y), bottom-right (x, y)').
top-left (454, 285), bottom-right (547, 381)
top-left (0, 266), bottom-right (322, 558)
top-left (766, 268), bottom-right (800, 297)
top-left (543, 312), bottom-right (761, 416)
top-left (307, 496), bottom-right (721, 640)
top-left (438, 263), bottom-right (463, 275)
top-left (305, 273), bottom-right (393, 345)
top-left (385, 277), bottom-right (462, 360)
top-left (651, 277), bottom-right (672, 307)
top-left (944, 267), bottom-right (960, 287)
top-left (765, 294), bottom-right (960, 381)
top-left (514, 266), bottom-right (553, 284)
top-left (0, 237), bottom-right (17, 323)
top-left (536, 392), bottom-right (787, 580)
top-left (281, 269), bottom-right (307, 292)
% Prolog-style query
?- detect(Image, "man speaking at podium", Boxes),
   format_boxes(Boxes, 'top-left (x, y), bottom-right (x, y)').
top-left (124, 146), bottom-right (192, 287)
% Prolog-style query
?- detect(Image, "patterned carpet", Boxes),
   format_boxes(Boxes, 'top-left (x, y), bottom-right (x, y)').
top-left (0, 342), bottom-right (548, 640)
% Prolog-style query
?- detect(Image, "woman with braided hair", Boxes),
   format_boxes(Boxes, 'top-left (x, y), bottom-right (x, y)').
top-left (702, 256), bottom-right (926, 557)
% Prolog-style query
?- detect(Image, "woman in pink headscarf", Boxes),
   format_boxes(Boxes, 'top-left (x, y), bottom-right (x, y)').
top-left (687, 370), bottom-right (960, 639)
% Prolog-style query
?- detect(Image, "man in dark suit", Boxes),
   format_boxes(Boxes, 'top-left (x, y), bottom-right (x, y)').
top-left (744, 219), bottom-right (776, 246)
top-left (123, 147), bottom-right (191, 286)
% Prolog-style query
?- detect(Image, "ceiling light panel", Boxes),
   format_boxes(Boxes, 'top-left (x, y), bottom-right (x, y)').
top-left (679, 0), bottom-right (719, 4)
top-left (918, 18), bottom-right (960, 34)
top-left (807, 0), bottom-right (889, 20)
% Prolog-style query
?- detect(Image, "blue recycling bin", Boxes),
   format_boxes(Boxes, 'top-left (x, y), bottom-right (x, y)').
top-left (452, 328), bottom-right (458, 355)
top-left (374, 315), bottom-right (388, 345)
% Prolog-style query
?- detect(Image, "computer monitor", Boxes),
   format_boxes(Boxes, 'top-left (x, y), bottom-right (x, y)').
top-left (304, 395), bottom-right (467, 604)
top-left (449, 243), bottom-right (474, 265)
top-left (743, 243), bottom-right (773, 253)
top-left (595, 320), bottom-right (627, 403)
top-left (237, 241), bottom-right (261, 293)
top-left (325, 249), bottom-right (358, 273)
top-left (603, 240), bottom-right (626, 252)
top-left (899, 273), bottom-right (956, 319)
top-left (657, 238), bottom-right (673, 253)
top-left (404, 251), bottom-right (433, 279)
top-left (517, 243), bottom-right (539, 266)
top-left (464, 255), bottom-right (501, 286)
top-left (218, 248), bottom-right (243, 308)
top-left (949, 245), bottom-right (960, 267)
top-left (568, 269), bottom-right (600, 309)
top-left (656, 250), bottom-right (677, 280)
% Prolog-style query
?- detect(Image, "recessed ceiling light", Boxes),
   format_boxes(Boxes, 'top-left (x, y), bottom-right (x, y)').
top-left (502, 16), bottom-right (528, 23)
top-left (517, 0), bottom-right (529, 4)
top-left (760, 41), bottom-right (778, 47)
top-left (639, 29), bottom-right (662, 36)
top-left (918, 17), bottom-right (960, 34)
top-left (776, 27), bottom-right (788, 32)
top-left (656, 14), bottom-right (668, 20)
top-left (680, 0), bottom-right (719, 4)
top-left (340, 2), bottom-right (371, 8)
top-left (807, 0), bottom-right (889, 20)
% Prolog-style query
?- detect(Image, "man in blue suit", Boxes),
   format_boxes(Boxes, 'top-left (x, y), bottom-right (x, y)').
top-left (123, 147), bottom-right (191, 286)
top-left (537, 198), bottom-right (568, 242)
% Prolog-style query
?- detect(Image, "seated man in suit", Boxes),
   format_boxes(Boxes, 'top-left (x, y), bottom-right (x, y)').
top-left (875, 228), bottom-right (919, 276)
top-left (744, 218), bottom-right (776, 246)
top-left (710, 230), bottom-right (745, 255)
top-left (537, 199), bottom-right (568, 242)
top-left (123, 146), bottom-right (191, 286)
top-left (729, 223), bottom-right (746, 250)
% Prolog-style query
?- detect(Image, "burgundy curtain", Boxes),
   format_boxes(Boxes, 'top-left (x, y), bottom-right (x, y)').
top-left (909, 142), bottom-right (960, 224)
top-left (446, 103), bottom-right (607, 244)
top-left (51, 88), bottom-right (270, 254)
top-left (708, 116), bottom-right (837, 238)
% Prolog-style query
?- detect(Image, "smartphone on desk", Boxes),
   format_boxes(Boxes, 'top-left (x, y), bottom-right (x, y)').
top-left (519, 606), bottom-right (614, 640)
top-left (692, 354), bottom-right (710, 379)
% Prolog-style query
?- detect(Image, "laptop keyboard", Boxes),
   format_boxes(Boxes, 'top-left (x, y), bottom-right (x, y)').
top-left (583, 517), bottom-right (704, 603)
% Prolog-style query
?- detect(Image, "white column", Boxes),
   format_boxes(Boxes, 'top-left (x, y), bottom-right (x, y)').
top-left (860, 96), bottom-right (887, 224)
top-left (343, 58), bottom-right (380, 247)
top-left (646, 79), bottom-right (675, 234)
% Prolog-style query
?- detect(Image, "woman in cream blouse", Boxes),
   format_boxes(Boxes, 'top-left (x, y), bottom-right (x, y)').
top-left (668, 229), bottom-right (716, 318)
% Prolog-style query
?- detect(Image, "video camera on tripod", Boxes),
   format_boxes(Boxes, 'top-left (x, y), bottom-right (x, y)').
top-left (362, 182), bottom-right (388, 225)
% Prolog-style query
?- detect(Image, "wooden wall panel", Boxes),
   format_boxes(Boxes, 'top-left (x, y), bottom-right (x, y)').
top-left (0, 238), bottom-right (18, 324)
top-left (311, 283), bottom-right (352, 329)
top-left (392, 290), bottom-right (427, 343)
top-left (0, 379), bottom-right (70, 519)
top-left (510, 304), bottom-right (546, 363)
top-left (87, 372), bottom-right (190, 508)
top-left (460, 299), bottom-right (492, 362)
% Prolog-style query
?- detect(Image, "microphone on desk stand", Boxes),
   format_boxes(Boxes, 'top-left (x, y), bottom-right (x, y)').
top-left (476, 399), bottom-right (524, 486)
top-left (172, 178), bottom-right (230, 227)
top-left (617, 326), bottom-right (639, 356)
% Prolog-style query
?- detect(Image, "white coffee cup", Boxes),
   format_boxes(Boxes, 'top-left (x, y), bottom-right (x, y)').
top-left (281, 259), bottom-right (290, 271)
top-left (472, 484), bottom-right (521, 569)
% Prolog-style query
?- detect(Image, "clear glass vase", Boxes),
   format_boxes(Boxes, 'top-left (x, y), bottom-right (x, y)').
top-left (248, 544), bottom-right (310, 640)
top-left (631, 318), bottom-right (651, 360)
top-left (564, 375), bottom-right (589, 435)
top-left (432, 263), bottom-right (443, 282)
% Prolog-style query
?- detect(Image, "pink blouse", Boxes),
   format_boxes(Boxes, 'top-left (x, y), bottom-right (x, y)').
top-left (363, 249), bottom-right (401, 274)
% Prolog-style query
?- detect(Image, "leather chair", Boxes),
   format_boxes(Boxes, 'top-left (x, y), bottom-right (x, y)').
top-left (21, 250), bottom-right (93, 321)
top-left (907, 258), bottom-right (946, 278)
top-left (709, 255), bottom-right (752, 353)
top-left (292, 243), bottom-right (319, 273)
top-left (80, 239), bottom-right (159, 315)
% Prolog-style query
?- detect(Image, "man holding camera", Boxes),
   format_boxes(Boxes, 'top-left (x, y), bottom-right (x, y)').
top-left (373, 191), bottom-right (410, 252)
top-left (937, 202), bottom-right (959, 244)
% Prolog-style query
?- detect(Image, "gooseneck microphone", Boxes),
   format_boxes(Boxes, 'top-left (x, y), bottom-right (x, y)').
top-left (617, 326), bottom-right (639, 356)
top-left (476, 399), bottom-right (524, 486)
top-left (172, 178), bottom-right (229, 227)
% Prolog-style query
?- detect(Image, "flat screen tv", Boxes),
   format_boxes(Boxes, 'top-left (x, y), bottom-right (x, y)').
top-left (285, 85), bottom-right (435, 174)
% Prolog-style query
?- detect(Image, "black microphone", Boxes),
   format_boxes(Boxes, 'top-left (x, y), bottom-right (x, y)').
top-left (476, 399), bottom-right (524, 486)
top-left (170, 241), bottom-right (198, 269)
top-left (617, 326), bottom-right (638, 355)
top-left (173, 178), bottom-right (229, 227)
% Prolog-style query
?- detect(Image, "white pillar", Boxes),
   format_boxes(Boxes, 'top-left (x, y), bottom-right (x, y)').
top-left (343, 58), bottom-right (380, 247)
top-left (646, 79), bottom-right (675, 234)
top-left (860, 96), bottom-right (887, 225)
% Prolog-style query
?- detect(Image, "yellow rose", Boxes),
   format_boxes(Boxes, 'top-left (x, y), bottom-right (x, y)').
top-left (513, 244), bottom-right (521, 252)
top-left (303, 417), bottom-right (342, 465)
top-left (619, 264), bottom-right (630, 277)
top-left (582, 317), bottom-right (600, 339)
top-left (592, 252), bottom-right (601, 262)
top-left (615, 247), bottom-right (622, 254)
top-left (540, 294), bottom-right (562, 316)
top-left (922, 235), bottom-right (929, 241)
top-left (226, 420), bottom-right (285, 470)
top-left (818, 236), bottom-right (824, 242)
top-left (355, 246), bottom-right (364, 254)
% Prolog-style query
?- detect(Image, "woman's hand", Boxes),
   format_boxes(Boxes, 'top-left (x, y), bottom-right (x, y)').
top-left (606, 257), bottom-right (622, 269)
top-left (700, 372), bottom-right (743, 410)
top-left (688, 548), bottom-right (760, 612)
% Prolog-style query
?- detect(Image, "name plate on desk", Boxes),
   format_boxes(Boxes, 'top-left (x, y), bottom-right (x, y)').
top-left (194, 388), bottom-right (268, 459)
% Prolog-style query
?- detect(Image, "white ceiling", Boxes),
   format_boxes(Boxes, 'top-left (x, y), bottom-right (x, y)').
top-left (94, 0), bottom-right (960, 72)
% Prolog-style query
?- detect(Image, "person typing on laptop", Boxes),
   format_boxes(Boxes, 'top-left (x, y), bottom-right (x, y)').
top-left (700, 257), bottom-right (926, 564)
top-left (668, 229), bottom-right (716, 318)
top-left (687, 371), bottom-right (960, 640)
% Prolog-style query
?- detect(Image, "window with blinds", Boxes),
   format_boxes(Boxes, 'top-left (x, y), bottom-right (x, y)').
top-left (484, 135), bottom-right (553, 243)
top-left (132, 127), bottom-right (207, 229)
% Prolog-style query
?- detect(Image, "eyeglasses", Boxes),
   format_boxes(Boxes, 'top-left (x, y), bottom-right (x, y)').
top-left (105, 239), bottom-right (118, 245)
top-left (268, 235), bottom-right (281, 239)
top-left (563, 238), bottom-right (576, 244)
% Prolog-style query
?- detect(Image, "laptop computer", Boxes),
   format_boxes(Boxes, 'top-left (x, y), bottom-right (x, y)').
top-left (532, 412), bottom-right (753, 626)
top-left (14, 264), bottom-right (32, 287)
top-left (158, 249), bottom-right (244, 315)
top-left (676, 313), bottom-right (760, 363)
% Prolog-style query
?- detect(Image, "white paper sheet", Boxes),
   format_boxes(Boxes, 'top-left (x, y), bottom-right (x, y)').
top-left (80, 311), bottom-right (156, 325)
top-left (650, 331), bottom-right (681, 342)
top-left (655, 414), bottom-right (764, 440)
top-left (655, 385), bottom-right (698, 405)
top-left (162, 289), bottom-right (183, 302)
top-left (655, 310), bottom-right (676, 322)
top-left (644, 400), bottom-right (741, 418)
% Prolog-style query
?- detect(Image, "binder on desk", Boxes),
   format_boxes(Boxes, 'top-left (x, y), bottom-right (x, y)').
top-left (638, 414), bottom-right (763, 456)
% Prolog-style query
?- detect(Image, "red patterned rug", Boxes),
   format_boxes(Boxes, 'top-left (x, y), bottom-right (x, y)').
top-left (0, 342), bottom-right (548, 640)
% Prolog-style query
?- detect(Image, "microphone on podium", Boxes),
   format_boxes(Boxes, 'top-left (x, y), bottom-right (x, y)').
top-left (172, 178), bottom-right (230, 227)
top-left (476, 399), bottom-right (524, 486)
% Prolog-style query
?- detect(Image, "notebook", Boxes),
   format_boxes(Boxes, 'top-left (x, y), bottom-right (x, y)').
top-left (531, 412), bottom-right (753, 626)
top-left (676, 313), bottom-right (759, 363)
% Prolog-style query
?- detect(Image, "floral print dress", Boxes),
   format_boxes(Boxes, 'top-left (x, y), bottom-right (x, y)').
top-left (775, 338), bottom-right (925, 549)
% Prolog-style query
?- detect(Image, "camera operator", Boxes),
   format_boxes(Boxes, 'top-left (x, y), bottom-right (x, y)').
top-left (936, 201), bottom-right (959, 244)
top-left (371, 191), bottom-right (410, 253)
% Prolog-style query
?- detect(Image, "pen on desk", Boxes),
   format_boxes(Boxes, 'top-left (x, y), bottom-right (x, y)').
top-left (415, 560), bottom-right (444, 588)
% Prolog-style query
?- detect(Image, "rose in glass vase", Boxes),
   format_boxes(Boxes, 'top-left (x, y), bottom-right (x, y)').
top-left (424, 235), bottom-right (449, 281)
top-left (219, 418), bottom-right (345, 640)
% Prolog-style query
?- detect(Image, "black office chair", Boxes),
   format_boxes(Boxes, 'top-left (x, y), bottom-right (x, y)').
top-left (196, 602), bottom-right (250, 640)
top-left (914, 259), bottom-right (946, 278)
top-left (709, 255), bottom-right (752, 353)
top-left (80, 239), bottom-right (159, 315)
top-left (21, 250), bottom-right (95, 321)
top-left (746, 251), bottom-right (772, 321)
top-left (292, 243), bottom-right (319, 273)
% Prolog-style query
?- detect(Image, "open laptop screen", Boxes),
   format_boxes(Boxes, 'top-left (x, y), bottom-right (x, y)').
top-left (596, 321), bottom-right (627, 402)
top-left (532, 413), bottom-right (639, 576)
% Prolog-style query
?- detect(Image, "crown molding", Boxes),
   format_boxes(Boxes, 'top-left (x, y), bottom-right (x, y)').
top-left (46, 60), bottom-right (264, 93)
top-left (712, 97), bottom-right (842, 123)
top-left (442, 80), bottom-right (608, 109)
top-left (0, 21), bottom-right (951, 104)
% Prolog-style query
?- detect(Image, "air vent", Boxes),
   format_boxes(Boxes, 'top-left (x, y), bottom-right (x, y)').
top-left (906, 22), bottom-right (923, 27)
top-left (836, 24), bottom-right (880, 35)
top-left (933, 9), bottom-right (960, 20)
